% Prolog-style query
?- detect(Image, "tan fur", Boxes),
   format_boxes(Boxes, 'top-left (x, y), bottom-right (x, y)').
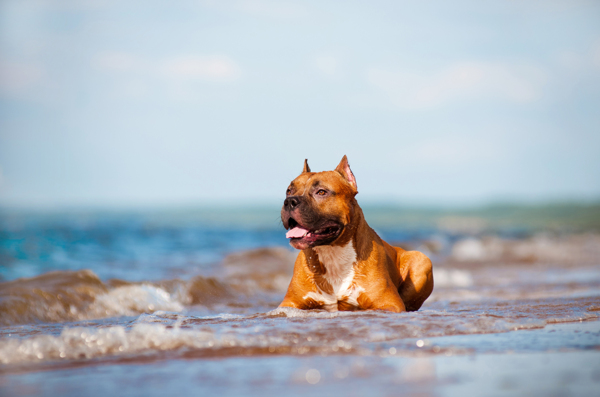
top-left (279, 156), bottom-right (434, 313)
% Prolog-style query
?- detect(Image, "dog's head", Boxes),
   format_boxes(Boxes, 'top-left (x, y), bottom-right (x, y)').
top-left (281, 155), bottom-right (359, 250)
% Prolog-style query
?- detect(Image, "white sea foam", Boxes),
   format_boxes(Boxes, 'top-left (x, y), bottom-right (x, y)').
top-left (0, 272), bottom-right (190, 326)
top-left (89, 285), bottom-right (185, 317)
top-left (0, 323), bottom-right (214, 365)
top-left (450, 234), bottom-right (600, 264)
top-left (0, 320), bottom-right (303, 365)
top-left (433, 269), bottom-right (474, 287)
top-left (268, 307), bottom-right (374, 318)
top-left (451, 238), bottom-right (497, 261)
top-left (1, 304), bottom-right (597, 366)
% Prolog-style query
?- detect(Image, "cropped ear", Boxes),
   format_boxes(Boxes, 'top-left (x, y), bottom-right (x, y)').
top-left (334, 155), bottom-right (357, 192)
top-left (302, 159), bottom-right (311, 173)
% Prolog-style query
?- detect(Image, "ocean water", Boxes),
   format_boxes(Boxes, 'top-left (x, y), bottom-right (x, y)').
top-left (0, 209), bottom-right (599, 396)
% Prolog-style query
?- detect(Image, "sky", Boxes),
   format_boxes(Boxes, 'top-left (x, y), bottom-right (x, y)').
top-left (0, 0), bottom-right (599, 208)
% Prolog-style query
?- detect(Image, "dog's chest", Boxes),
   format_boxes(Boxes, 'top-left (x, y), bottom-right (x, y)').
top-left (304, 242), bottom-right (363, 311)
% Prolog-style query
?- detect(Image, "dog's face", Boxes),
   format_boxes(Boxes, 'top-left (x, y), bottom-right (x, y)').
top-left (281, 156), bottom-right (358, 250)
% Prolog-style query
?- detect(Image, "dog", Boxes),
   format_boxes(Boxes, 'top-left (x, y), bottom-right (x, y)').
top-left (279, 156), bottom-right (433, 312)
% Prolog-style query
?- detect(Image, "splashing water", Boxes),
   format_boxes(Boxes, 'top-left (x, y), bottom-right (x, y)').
top-left (0, 213), bottom-right (599, 396)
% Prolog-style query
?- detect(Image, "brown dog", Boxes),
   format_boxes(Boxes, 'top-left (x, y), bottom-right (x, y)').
top-left (279, 156), bottom-right (433, 312)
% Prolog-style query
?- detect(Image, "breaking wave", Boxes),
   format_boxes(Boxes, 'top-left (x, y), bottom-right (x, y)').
top-left (0, 247), bottom-right (295, 326)
top-left (1, 300), bottom-right (598, 366)
top-left (0, 270), bottom-right (218, 326)
top-left (1, 241), bottom-right (599, 369)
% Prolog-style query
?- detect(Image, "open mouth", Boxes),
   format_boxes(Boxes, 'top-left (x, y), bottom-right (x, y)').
top-left (285, 218), bottom-right (342, 247)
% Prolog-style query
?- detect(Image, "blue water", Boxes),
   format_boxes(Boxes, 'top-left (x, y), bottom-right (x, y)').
top-left (0, 210), bottom-right (440, 282)
top-left (1, 209), bottom-right (599, 397)
top-left (2, 323), bottom-right (599, 397)
top-left (0, 214), bottom-right (283, 281)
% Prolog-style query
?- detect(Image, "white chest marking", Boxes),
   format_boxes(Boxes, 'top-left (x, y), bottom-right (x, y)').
top-left (303, 241), bottom-right (364, 311)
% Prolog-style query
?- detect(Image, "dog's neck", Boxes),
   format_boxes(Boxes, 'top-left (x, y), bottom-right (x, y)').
top-left (313, 242), bottom-right (357, 283)
top-left (306, 204), bottom-right (376, 276)
top-left (310, 205), bottom-right (367, 278)
top-left (338, 204), bottom-right (375, 262)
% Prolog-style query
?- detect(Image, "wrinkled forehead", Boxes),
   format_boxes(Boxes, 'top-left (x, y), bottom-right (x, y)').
top-left (290, 171), bottom-right (348, 191)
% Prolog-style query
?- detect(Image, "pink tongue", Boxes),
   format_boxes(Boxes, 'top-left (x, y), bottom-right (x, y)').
top-left (286, 227), bottom-right (309, 239)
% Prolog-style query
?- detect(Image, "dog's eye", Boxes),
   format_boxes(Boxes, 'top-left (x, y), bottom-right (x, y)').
top-left (286, 188), bottom-right (291, 196)
top-left (316, 189), bottom-right (327, 196)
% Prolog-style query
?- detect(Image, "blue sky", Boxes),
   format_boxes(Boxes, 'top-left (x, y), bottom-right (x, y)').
top-left (1, 0), bottom-right (599, 208)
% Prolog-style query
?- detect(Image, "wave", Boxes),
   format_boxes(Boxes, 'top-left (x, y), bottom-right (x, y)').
top-left (0, 270), bottom-right (186, 326)
top-left (0, 322), bottom-right (216, 365)
top-left (4, 243), bottom-right (600, 326)
top-left (1, 302), bottom-right (598, 366)
top-left (0, 247), bottom-right (295, 326)
top-left (450, 234), bottom-right (600, 264)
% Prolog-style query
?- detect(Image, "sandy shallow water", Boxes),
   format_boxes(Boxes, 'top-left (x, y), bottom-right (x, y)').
top-left (1, 213), bottom-right (599, 395)
top-left (2, 321), bottom-right (599, 397)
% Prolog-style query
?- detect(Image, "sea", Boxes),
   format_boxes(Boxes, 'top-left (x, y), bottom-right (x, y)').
top-left (0, 206), bottom-right (599, 396)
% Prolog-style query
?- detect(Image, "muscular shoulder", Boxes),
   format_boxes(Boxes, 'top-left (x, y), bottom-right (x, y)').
top-left (399, 250), bottom-right (432, 274)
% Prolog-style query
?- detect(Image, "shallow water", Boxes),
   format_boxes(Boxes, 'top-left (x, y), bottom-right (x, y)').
top-left (1, 211), bottom-right (599, 395)
top-left (3, 327), bottom-right (600, 397)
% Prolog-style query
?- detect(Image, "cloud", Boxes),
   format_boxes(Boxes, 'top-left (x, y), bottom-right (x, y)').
top-left (557, 51), bottom-right (585, 71)
top-left (400, 136), bottom-right (505, 168)
top-left (556, 39), bottom-right (600, 73)
top-left (202, 0), bottom-right (308, 19)
top-left (236, 0), bottom-right (308, 18)
top-left (367, 61), bottom-right (548, 109)
top-left (91, 52), bottom-right (140, 72)
top-left (0, 61), bottom-right (44, 96)
top-left (92, 52), bottom-right (242, 83)
top-left (592, 39), bottom-right (600, 70)
top-left (161, 56), bottom-right (241, 82)
top-left (314, 55), bottom-right (338, 76)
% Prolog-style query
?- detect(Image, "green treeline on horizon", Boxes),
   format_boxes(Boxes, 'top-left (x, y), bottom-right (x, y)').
top-left (1, 202), bottom-right (599, 233)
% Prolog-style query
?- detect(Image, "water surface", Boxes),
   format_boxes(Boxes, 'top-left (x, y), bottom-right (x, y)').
top-left (1, 210), bottom-right (599, 395)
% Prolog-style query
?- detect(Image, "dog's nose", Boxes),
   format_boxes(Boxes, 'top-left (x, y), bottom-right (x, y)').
top-left (284, 196), bottom-right (300, 210)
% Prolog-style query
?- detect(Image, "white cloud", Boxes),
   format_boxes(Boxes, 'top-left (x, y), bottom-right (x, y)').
top-left (557, 51), bottom-right (585, 71)
top-left (556, 40), bottom-right (600, 73)
top-left (0, 61), bottom-right (44, 96)
top-left (314, 55), bottom-right (338, 76)
top-left (91, 52), bottom-right (242, 83)
top-left (236, 0), bottom-right (307, 18)
top-left (161, 56), bottom-right (241, 82)
top-left (92, 51), bottom-right (140, 72)
top-left (367, 61), bottom-right (548, 109)
top-left (591, 39), bottom-right (600, 69)
top-left (202, 0), bottom-right (308, 19)
top-left (400, 136), bottom-right (505, 168)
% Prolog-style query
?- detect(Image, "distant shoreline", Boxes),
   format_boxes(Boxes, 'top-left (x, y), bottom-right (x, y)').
top-left (1, 201), bottom-right (599, 232)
